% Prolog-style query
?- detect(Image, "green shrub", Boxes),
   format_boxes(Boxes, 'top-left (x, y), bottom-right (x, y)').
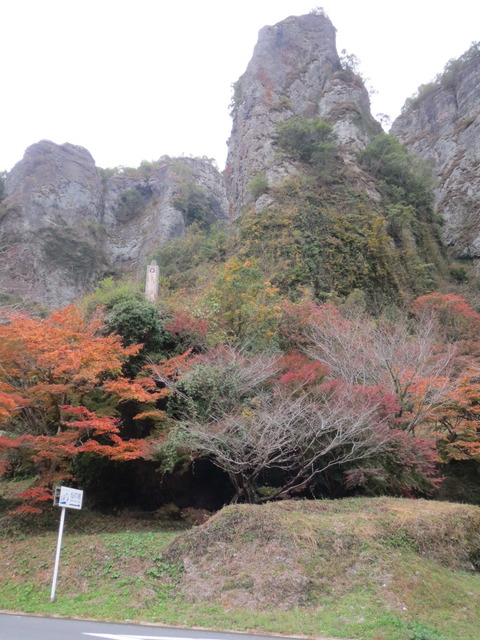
top-left (449, 265), bottom-right (469, 283)
top-left (339, 49), bottom-right (363, 79)
top-left (81, 277), bottom-right (142, 315)
top-left (274, 117), bottom-right (337, 179)
top-left (248, 173), bottom-right (269, 200)
top-left (153, 224), bottom-right (229, 290)
top-left (402, 41), bottom-right (480, 112)
top-left (238, 179), bottom-right (400, 301)
top-left (359, 133), bottom-right (434, 212)
top-left (173, 179), bottom-right (215, 230)
top-left (359, 133), bottom-right (447, 291)
top-left (106, 297), bottom-right (167, 352)
top-left (229, 74), bottom-right (245, 117)
top-left (441, 41), bottom-right (480, 90)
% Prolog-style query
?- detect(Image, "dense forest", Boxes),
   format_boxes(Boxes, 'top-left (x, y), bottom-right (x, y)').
top-left (1, 264), bottom-right (480, 515)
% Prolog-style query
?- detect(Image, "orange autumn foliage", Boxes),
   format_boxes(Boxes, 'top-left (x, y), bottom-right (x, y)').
top-left (103, 377), bottom-right (168, 403)
top-left (0, 305), bottom-right (141, 394)
top-left (0, 306), bottom-right (159, 513)
top-left (146, 349), bottom-right (194, 383)
top-left (427, 369), bottom-right (480, 462)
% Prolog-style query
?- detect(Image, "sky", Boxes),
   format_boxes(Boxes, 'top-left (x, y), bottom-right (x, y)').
top-left (2, 1), bottom-right (479, 173)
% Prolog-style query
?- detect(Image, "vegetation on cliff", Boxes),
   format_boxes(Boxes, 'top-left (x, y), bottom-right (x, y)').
top-left (2, 95), bottom-right (480, 514)
top-left (402, 41), bottom-right (480, 112)
top-left (157, 125), bottom-right (450, 305)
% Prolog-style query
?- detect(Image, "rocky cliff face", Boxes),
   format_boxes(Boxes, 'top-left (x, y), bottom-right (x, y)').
top-left (391, 47), bottom-right (480, 260)
top-left (0, 141), bottom-right (104, 307)
top-left (102, 157), bottom-right (228, 273)
top-left (225, 11), bottom-right (380, 217)
top-left (4, 15), bottom-right (479, 308)
top-left (0, 142), bottom-right (227, 307)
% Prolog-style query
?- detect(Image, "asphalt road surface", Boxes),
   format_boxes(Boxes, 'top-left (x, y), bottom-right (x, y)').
top-left (0, 615), bottom-right (307, 640)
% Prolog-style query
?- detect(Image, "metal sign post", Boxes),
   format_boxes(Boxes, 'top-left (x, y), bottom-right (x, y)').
top-left (50, 486), bottom-right (84, 602)
top-left (50, 506), bottom-right (66, 602)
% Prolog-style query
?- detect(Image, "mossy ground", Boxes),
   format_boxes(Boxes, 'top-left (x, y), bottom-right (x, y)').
top-left (1, 497), bottom-right (479, 640)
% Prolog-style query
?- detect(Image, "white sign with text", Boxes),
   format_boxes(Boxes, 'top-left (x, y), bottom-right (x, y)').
top-left (57, 486), bottom-right (84, 510)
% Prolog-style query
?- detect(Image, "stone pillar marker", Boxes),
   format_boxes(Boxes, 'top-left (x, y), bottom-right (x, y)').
top-left (145, 259), bottom-right (159, 303)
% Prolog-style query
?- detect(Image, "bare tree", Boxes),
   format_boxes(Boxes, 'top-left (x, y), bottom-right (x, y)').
top-left (181, 382), bottom-right (394, 503)
top-left (306, 310), bottom-right (455, 433)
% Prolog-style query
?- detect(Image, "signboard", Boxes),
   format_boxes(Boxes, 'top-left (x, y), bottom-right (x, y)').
top-left (51, 485), bottom-right (84, 601)
top-left (53, 486), bottom-right (83, 510)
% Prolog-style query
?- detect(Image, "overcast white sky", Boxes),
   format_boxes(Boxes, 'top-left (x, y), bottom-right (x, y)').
top-left (2, 1), bottom-right (479, 172)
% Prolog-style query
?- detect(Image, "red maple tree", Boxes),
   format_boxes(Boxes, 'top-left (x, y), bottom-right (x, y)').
top-left (0, 306), bottom-right (160, 513)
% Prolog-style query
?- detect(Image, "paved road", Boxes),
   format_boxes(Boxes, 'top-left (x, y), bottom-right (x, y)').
top-left (0, 614), bottom-right (308, 640)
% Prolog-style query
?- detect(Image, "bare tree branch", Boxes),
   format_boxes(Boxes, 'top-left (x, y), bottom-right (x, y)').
top-left (306, 310), bottom-right (455, 433)
top-left (181, 383), bottom-right (393, 503)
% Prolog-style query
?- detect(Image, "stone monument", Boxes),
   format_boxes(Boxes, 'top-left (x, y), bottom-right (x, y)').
top-left (145, 259), bottom-right (159, 303)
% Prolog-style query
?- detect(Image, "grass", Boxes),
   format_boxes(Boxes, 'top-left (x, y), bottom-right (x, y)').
top-left (1, 497), bottom-right (480, 640)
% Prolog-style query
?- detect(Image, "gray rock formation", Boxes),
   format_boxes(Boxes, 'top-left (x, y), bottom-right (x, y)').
top-left (7, 14), bottom-right (479, 308)
top-left (0, 142), bottom-right (227, 307)
top-left (0, 141), bottom-right (104, 307)
top-left (225, 11), bottom-right (380, 217)
top-left (391, 48), bottom-right (480, 259)
top-left (102, 157), bottom-right (228, 273)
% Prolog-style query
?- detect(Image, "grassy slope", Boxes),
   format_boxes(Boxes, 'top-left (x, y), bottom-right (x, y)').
top-left (1, 498), bottom-right (480, 640)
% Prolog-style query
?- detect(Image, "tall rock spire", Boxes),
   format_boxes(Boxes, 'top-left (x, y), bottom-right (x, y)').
top-left (225, 11), bottom-right (379, 217)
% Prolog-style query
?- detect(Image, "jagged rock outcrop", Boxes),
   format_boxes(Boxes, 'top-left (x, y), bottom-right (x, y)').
top-left (0, 141), bottom-right (104, 307)
top-left (102, 157), bottom-right (228, 272)
top-left (5, 14), bottom-right (478, 308)
top-left (0, 142), bottom-right (227, 307)
top-left (391, 47), bottom-right (480, 259)
top-left (225, 11), bottom-right (380, 217)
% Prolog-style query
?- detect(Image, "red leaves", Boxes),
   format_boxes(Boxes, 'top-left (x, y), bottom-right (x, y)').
top-left (78, 434), bottom-right (149, 461)
top-left (61, 405), bottom-right (120, 435)
top-left (1, 403), bottom-right (153, 512)
top-left (164, 309), bottom-right (209, 344)
top-left (0, 305), bottom-right (142, 395)
top-left (9, 505), bottom-right (44, 515)
top-left (344, 430), bottom-right (442, 496)
top-left (0, 383), bottom-right (28, 423)
top-left (432, 369), bottom-right (480, 462)
top-left (14, 486), bottom-right (53, 502)
top-left (279, 299), bottom-right (341, 349)
top-left (132, 410), bottom-right (167, 421)
top-left (147, 349), bottom-right (194, 382)
top-left (413, 293), bottom-right (480, 342)
top-left (275, 351), bottom-right (328, 392)
top-left (0, 305), bottom-right (162, 513)
top-left (7, 486), bottom-right (53, 515)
